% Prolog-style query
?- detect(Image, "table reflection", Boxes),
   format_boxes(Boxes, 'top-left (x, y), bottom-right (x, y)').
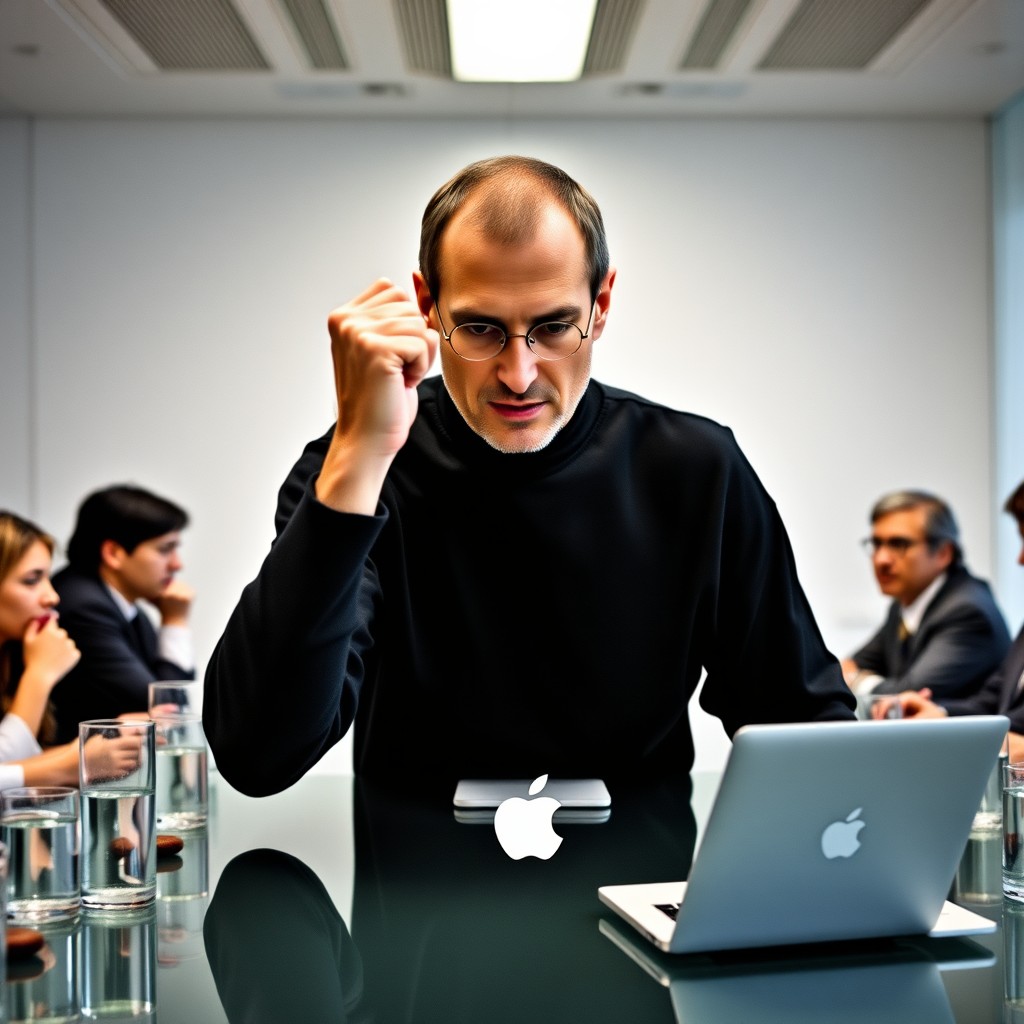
top-left (207, 778), bottom-right (697, 1023)
top-left (202, 778), bottom-right (1000, 1024)
top-left (5, 773), bottom-right (1017, 1023)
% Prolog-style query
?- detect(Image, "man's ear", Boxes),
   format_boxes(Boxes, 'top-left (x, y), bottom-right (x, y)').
top-left (99, 539), bottom-right (126, 572)
top-left (588, 267), bottom-right (616, 342)
top-left (936, 540), bottom-right (956, 571)
top-left (412, 271), bottom-right (434, 321)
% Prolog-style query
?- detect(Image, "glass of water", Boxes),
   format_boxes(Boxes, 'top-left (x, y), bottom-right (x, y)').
top-left (1, 786), bottom-right (80, 922)
top-left (1004, 762), bottom-right (1024, 900)
top-left (149, 681), bottom-right (209, 830)
top-left (79, 718), bottom-right (156, 910)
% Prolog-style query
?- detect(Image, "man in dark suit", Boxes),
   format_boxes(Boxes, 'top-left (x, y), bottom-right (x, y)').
top-left (899, 481), bottom-right (1024, 758)
top-left (841, 489), bottom-right (1010, 705)
top-left (49, 485), bottom-right (196, 742)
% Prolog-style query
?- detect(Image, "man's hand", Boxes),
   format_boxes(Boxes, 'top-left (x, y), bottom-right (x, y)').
top-left (1007, 732), bottom-right (1024, 763)
top-left (897, 688), bottom-right (947, 719)
top-left (82, 732), bottom-right (143, 781)
top-left (155, 579), bottom-right (194, 627)
top-left (316, 279), bottom-right (439, 515)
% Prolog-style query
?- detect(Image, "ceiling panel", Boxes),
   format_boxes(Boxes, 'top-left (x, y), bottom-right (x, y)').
top-left (0, 0), bottom-right (1020, 117)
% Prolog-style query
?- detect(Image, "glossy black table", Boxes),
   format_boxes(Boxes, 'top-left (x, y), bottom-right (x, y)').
top-left (4, 771), bottom-right (1022, 1023)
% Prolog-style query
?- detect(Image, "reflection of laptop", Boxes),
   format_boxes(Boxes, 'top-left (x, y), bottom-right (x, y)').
top-left (599, 914), bottom-right (995, 1024)
top-left (599, 717), bottom-right (1007, 954)
top-left (453, 778), bottom-right (612, 823)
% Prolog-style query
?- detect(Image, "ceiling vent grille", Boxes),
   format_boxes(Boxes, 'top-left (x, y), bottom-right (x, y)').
top-left (393, 0), bottom-right (451, 76)
top-left (680, 0), bottom-right (754, 69)
top-left (98, 0), bottom-right (270, 70)
top-left (583, 0), bottom-right (646, 76)
top-left (278, 0), bottom-right (349, 69)
top-left (758, 0), bottom-right (932, 69)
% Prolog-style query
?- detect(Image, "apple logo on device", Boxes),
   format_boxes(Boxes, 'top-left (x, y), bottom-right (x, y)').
top-left (494, 775), bottom-right (563, 860)
top-left (820, 807), bottom-right (866, 859)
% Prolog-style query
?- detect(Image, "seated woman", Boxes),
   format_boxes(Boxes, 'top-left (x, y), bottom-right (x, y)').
top-left (0, 511), bottom-right (138, 789)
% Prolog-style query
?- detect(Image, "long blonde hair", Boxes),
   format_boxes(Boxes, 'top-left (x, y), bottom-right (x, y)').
top-left (0, 511), bottom-right (58, 742)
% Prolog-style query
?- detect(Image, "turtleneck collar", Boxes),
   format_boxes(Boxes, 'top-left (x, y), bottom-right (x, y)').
top-left (423, 375), bottom-right (605, 480)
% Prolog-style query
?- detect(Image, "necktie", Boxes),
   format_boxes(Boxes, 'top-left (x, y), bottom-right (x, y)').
top-left (897, 619), bottom-right (911, 672)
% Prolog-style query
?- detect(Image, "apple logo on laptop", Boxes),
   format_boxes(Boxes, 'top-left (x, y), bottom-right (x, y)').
top-left (494, 775), bottom-right (563, 860)
top-left (820, 807), bottom-right (865, 859)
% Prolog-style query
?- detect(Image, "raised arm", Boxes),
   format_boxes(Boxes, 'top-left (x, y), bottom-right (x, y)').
top-left (204, 280), bottom-right (438, 797)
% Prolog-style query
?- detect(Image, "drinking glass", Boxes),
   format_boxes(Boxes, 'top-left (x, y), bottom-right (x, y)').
top-left (79, 719), bottom-right (156, 909)
top-left (1, 786), bottom-right (80, 922)
top-left (149, 681), bottom-right (209, 830)
top-left (1003, 762), bottom-right (1024, 901)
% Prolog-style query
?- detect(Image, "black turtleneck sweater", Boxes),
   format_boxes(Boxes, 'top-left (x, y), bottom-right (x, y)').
top-left (204, 378), bottom-right (854, 795)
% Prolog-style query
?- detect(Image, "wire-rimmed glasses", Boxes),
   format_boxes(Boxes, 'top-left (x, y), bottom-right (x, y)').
top-left (434, 303), bottom-right (595, 362)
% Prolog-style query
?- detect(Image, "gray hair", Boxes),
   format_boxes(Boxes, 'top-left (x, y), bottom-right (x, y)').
top-left (870, 490), bottom-right (962, 564)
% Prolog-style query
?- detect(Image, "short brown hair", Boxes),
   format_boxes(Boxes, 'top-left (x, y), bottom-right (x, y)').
top-left (419, 156), bottom-right (609, 303)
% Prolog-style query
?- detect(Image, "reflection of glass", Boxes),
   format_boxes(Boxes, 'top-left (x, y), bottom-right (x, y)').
top-left (81, 904), bottom-right (156, 1021)
top-left (1005, 896), bottom-right (1024, 1022)
top-left (5, 914), bottom-right (80, 1023)
top-left (79, 719), bottom-right (156, 909)
top-left (156, 827), bottom-right (209, 967)
top-left (974, 744), bottom-right (1009, 833)
top-left (1, 786), bottom-right (80, 922)
top-left (149, 682), bottom-right (209, 831)
top-left (955, 828), bottom-right (1003, 904)
top-left (1, 839), bottom-right (7, 960)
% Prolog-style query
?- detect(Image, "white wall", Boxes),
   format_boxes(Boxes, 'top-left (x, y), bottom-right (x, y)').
top-left (0, 118), bottom-right (32, 513)
top-left (993, 93), bottom-right (1024, 630)
top-left (0, 116), bottom-right (999, 772)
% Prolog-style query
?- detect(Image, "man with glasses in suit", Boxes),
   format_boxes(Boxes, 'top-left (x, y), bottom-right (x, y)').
top-left (842, 489), bottom-right (1010, 706)
top-left (891, 482), bottom-right (1024, 759)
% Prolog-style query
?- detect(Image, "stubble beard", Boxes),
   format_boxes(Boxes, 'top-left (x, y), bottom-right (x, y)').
top-left (442, 374), bottom-right (588, 454)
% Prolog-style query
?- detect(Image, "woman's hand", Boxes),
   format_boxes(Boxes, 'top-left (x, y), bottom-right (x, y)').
top-left (8, 616), bottom-right (80, 737)
top-left (21, 615), bottom-right (80, 689)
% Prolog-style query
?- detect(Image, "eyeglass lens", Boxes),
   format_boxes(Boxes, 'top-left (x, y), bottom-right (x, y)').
top-left (862, 536), bottom-right (924, 555)
top-left (449, 322), bottom-right (583, 362)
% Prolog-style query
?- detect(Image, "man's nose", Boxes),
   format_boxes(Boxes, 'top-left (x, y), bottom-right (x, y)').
top-left (495, 335), bottom-right (540, 395)
top-left (169, 552), bottom-right (184, 572)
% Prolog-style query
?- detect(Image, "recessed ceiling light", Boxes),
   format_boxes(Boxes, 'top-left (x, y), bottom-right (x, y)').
top-left (446, 0), bottom-right (598, 83)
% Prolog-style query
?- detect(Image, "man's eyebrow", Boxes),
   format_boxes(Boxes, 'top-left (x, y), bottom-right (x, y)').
top-left (448, 304), bottom-right (584, 325)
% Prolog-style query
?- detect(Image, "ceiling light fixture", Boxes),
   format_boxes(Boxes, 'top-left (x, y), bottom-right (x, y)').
top-left (446, 0), bottom-right (598, 83)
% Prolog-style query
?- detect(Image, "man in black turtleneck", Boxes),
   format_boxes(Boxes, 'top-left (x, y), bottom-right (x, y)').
top-left (204, 156), bottom-right (855, 797)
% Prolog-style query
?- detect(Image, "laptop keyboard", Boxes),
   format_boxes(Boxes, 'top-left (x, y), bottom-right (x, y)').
top-left (655, 903), bottom-right (680, 920)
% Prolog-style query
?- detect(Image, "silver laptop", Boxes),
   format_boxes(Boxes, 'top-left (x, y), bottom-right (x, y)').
top-left (599, 716), bottom-right (1007, 954)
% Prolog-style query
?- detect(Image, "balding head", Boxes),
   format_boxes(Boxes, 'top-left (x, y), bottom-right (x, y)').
top-left (419, 156), bottom-right (608, 303)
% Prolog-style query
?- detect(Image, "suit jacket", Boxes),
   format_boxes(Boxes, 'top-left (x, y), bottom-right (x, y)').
top-left (49, 566), bottom-right (194, 743)
top-left (854, 564), bottom-right (1011, 702)
top-left (943, 625), bottom-right (1024, 730)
